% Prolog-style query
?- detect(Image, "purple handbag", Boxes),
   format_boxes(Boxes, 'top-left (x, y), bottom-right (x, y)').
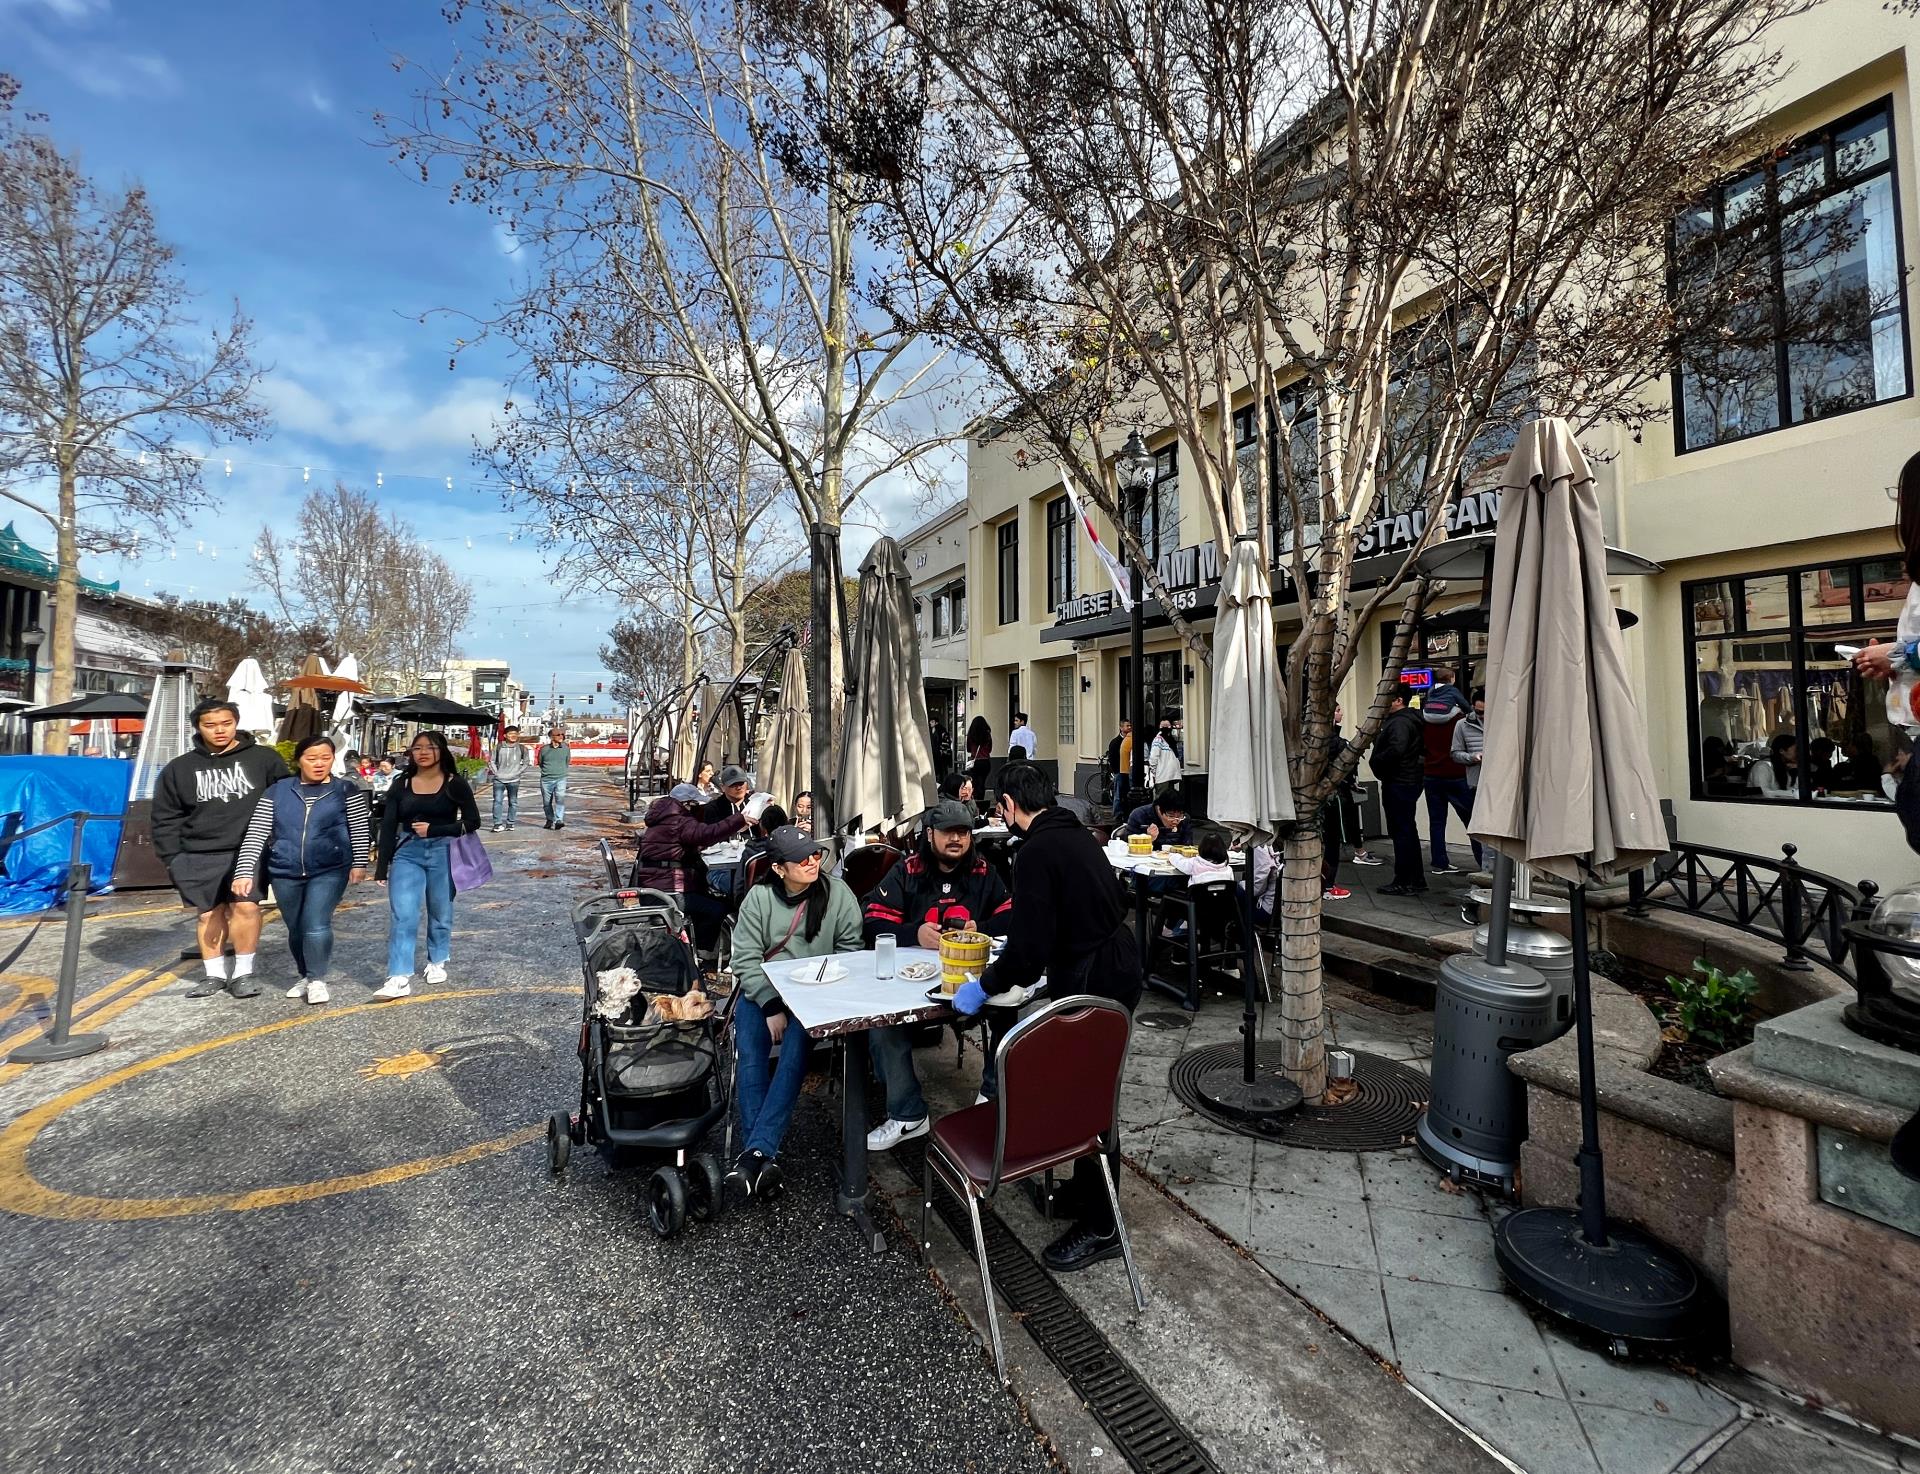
top-left (449, 831), bottom-right (494, 891)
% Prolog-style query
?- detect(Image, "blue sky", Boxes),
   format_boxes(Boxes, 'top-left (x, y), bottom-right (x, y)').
top-left (4, 0), bottom-right (939, 703)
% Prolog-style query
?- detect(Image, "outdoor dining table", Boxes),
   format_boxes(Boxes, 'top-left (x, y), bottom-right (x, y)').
top-left (701, 839), bottom-right (748, 898)
top-left (762, 945), bottom-right (954, 1253)
top-left (1106, 843), bottom-right (1246, 1008)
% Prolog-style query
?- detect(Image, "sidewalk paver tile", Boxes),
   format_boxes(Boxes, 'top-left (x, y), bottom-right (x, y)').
top-left (1165, 1174), bottom-right (1254, 1240)
top-left (1262, 1256), bottom-right (1394, 1362)
top-left (1411, 1373), bottom-right (1601, 1474)
top-left (1703, 1422), bottom-right (1908, 1473)
top-left (1577, 1403), bottom-right (1730, 1474)
top-left (1545, 1334), bottom-right (1740, 1427)
top-left (1252, 1142), bottom-right (1366, 1202)
top-left (1359, 1149), bottom-right (1491, 1221)
top-left (1153, 1123), bottom-right (1257, 1186)
top-left (1370, 1204), bottom-right (1508, 1292)
top-left (1384, 1278), bottom-right (1558, 1395)
top-left (1247, 1186), bottom-right (1378, 1272)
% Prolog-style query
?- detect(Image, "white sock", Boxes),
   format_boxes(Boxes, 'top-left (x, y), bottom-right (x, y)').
top-left (203, 955), bottom-right (229, 980)
top-left (231, 953), bottom-right (255, 978)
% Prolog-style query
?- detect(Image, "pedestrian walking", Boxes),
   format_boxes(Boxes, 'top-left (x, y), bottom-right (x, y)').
top-left (959, 763), bottom-right (1143, 1273)
top-left (1007, 711), bottom-right (1037, 758)
top-left (374, 730), bottom-right (482, 999)
top-left (1319, 703), bottom-right (1360, 901)
top-left (1451, 689), bottom-right (1487, 797)
top-left (232, 735), bottom-right (371, 1005)
top-left (538, 725), bottom-right (571, 829)
top-left (1147, 714), bottom-right (1184, 794)
top-left (1420, 672), bottom-right (1478, 871)
top-left (1369, 683), bottom-right (1427, 895)
top-left (966, 715), bottom-right (993, 800)
top-left (1105, 718), bottom-right (1134, 814)
top-left (152, 698), bottom-right (290, 999)
top-left (488, 724), bottom-right (531, 831)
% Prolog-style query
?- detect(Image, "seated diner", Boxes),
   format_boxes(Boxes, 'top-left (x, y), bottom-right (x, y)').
top-left (635, 782), bottom-right (748, 948)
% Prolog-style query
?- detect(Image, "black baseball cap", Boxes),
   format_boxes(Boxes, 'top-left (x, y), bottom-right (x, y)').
top-left (766, 825), bottom-right (829, 863)
top-left (925, 799), bottom-right (977, 833)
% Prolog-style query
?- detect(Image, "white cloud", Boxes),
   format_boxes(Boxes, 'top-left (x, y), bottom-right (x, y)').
top-left (11, 1), bottom-right (180, 100)
top-left (305, 83), bottom-right (334, 116)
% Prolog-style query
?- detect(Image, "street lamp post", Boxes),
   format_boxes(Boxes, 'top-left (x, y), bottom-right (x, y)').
top-left (21, 621), bottom-right (45, 755)
top-left (1115, 433), bottom-right (1156, 806)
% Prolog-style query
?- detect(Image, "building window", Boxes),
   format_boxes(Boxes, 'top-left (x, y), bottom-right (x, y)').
top-left (1119, 652), bottom-right (1184, 731)
top-left (1236, 396), bottom-right (1322, 554)
top-left (1057, 665), bottom-right (1076, 745)
top-left (1673, 98), bottom-right (1909, 452)
top-left (996, 519), bottom-right (1019, 625)
top-left (932, 588), bottom-right (949, 638)
top-left (1128, 446), bottom-right (1181, 562)
top-left (1045, 495), bottom-right (1076, 610)
top-left (952, 580), bottom-right (967, 633)
top-left (1684, 556), bottom-right (1908, 807)
top-left (1007, 670), bottom-right (1021, 734)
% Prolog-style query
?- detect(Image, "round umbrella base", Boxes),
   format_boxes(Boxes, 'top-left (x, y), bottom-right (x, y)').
top-left (1194, 1061), bottom-right (1302, 1125)
top-left (8, 1031), bottom-right (108, 1065)
top-left (1495, 1207), bottom-right (1708, 1348)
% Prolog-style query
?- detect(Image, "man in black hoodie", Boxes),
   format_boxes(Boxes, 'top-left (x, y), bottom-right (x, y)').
top-left (966, 762), bottom-right (1143, 1274)
top-left (1367, 682), bottom-right (1428, 896)
top-left (152, 699), bottom-right (290, 998)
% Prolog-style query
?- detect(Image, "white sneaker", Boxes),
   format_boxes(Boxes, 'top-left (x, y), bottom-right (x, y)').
top-left (374, 977), bottom-right (412, 1000)
top-left (423, 961), bottom-right (448, 987)
top-left (285, 979), bottom-right (308, 1000)
top-left (306, 979), bottom-right (330, 1005)
top-left (865, 1116), bottom-right (929, 1151)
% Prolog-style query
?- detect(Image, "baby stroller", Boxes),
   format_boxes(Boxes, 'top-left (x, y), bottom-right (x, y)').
top-left (549, 888), bottom-right (734, 1238)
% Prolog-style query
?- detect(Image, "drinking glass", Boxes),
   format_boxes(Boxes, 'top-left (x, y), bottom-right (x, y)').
top-left (874, 933), bottom-right (897, 979)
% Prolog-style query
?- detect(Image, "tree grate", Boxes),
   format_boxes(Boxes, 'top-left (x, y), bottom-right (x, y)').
top-left (902, 1141), bottom-right (1222, 1474)
top-left (1169, 1044), bottom-right (1428, 1150)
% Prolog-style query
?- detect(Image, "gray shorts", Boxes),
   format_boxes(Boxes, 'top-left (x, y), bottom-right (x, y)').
top-left (167, 851), bottom-right (247, 913)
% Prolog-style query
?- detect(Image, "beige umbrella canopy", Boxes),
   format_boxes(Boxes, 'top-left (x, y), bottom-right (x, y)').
top-left (277, 652), bottom-right (330, 744)
top-left (1468, 418), bottom-right (1666, 884)
top-left (834, 538), bottom-right (937, 835)
top-left (691, 681), bottom-right (744, 775)
top-left (668, 687), bottom-right (699, 784)
top-left (1208, 537), bottom-right (1297, 844)
top-left (760, 647), bottom-right (810, 812)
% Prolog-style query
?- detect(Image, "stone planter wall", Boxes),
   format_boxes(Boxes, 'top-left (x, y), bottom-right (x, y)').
top-left (1509, 975), bottom-right (1737, 1293)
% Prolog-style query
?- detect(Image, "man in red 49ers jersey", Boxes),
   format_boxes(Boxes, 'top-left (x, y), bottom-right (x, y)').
top-left (861, 800), bottom-right (1013, 1152)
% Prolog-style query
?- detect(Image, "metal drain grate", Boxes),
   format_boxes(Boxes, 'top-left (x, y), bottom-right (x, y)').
top-left (903, 1142), bottom-right (1221, 1474)
top-left (1170, 1045), bottom-right (1428, 1150)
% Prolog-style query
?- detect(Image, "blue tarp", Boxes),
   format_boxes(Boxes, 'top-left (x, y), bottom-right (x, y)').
top-left (0, 757), bottom-right (131, 914)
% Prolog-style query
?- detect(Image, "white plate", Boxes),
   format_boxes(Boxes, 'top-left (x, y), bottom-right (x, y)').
top-left (897, 959), bottom-right (938, 983)
top-left (786, 960), bottom-right (847, 986)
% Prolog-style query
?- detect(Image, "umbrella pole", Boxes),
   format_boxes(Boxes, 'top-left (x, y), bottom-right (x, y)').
top-left (1567, 882), bottom-right (1610, 1246)
top-left (1241, 867), bottom-right (1258, 1085)
top-left (1192, 838), bottom-right (1301, 1127)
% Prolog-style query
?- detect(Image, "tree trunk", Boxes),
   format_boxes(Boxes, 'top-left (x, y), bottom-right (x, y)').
top-left (42, 459), bottom-right (80, 758)
top-left (1278, 825), bottom-right (1329, 1102)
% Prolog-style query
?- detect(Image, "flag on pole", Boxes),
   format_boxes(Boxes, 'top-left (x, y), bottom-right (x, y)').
top-left (1060, 467), bottom-right (1135, 612)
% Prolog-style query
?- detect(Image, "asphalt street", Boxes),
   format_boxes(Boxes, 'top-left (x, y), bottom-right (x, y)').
top-left (0, 775), bottom-right (1055, 1474)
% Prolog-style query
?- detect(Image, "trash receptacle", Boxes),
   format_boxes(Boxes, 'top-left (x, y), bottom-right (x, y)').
top-left (1416, 950), bottom-right (1555, 1190)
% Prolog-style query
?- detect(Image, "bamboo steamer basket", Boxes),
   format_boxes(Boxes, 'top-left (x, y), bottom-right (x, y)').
top-left (1127, 833), bottom-right (1153, 856)
top-left (938, 930), bottom-right (991, 995)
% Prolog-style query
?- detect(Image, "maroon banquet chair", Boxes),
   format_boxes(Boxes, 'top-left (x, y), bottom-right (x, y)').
top-left (921, 994), bottom-right (1147, 1383)
top-left (839, 843), bottom-right (904, 903)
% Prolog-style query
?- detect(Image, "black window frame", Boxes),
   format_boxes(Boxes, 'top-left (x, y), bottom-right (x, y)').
top-left (1129, 445), bottom-right (1181, 562)
top-left (1118, 651), bottom-right (1184, 731)
top-left (995, 518), bottom-right (1019, 625)
top-left (1045, 494), bottom-right (1076, 610)
top-left (1682, 554), bottom-right (1909, 808)
top-left (1670, 95), bottom-right (1912, 454)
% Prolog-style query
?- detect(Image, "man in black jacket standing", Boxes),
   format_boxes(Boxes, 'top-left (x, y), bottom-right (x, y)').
top-left (965, 762), bottom-right (1143, 1274)
top-left (1368, 683), bottom-right (1428, 895)
top-left (152, 699), bottom-right (291, 998)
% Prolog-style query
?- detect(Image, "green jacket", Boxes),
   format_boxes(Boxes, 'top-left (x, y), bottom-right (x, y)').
top-left (731, 875), bottom-right (863, 1017)
top-left (538, 741), bottom-right (571, 779)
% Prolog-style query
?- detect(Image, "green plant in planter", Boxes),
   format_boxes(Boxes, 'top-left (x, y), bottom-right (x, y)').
top-left (1665, 958), bottom-right (1759, 1051)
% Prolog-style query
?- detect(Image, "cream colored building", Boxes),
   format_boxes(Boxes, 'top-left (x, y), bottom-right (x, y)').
top-left (899, 500), bottom-right (970, 762)
top-left (967, 5), bottom-right (1919, 885)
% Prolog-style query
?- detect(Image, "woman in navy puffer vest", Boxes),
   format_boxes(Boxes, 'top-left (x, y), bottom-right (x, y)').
top-left (234, 735), bottom-right (373, 1006)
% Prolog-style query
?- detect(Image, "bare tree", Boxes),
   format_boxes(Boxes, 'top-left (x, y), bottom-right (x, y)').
top-left (869, 0), bottom-right (1805, 1096)
top-left (382, 0), bottom-right (990, 832)
top-left (255, 483), bottom-right (476, 694)
top-left (119, 594), bottom-right (329, 687)
top-left (0, 105), bottom-right (268, 752)
top-left (600, 610), bottom-right (685, 709)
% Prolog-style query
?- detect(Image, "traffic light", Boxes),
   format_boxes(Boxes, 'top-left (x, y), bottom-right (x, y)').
top-left (588, 694), bottom-right (595, 705)
top-left (595, 680), bottom-right (603, 692)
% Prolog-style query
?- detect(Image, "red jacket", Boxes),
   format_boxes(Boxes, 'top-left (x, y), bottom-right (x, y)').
top-left (635, 795), bottom-right (746, 894)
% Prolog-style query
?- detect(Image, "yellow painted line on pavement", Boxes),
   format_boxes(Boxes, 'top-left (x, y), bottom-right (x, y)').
top-left (0, 987), bottom-right (569, 1221)
top-left (0, 966), bottom-right (187, 1086)
top-left (0, 973), bottom-right (57, 1031)
top-left (0, 958), bottom-right (179, 1057)
top-left (0, 902), bottom-right (189, 931)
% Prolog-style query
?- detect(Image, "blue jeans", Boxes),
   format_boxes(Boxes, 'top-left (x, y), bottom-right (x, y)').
top-left (492, 781), bottom-right (520, 826)
top-left (1112, 773), bottom-right (1131, 815)
top-left (1424, 776), bottom-right (1481, 868)
top-left (869, 1025), bottom-right (928, 1123)
top-left (734, 994), bottom-right (812, 1159)
top-left (541, 777), bottom-right (567, 824)
top-left (273, 868), bottom-right (350, 980)
top-left (386, 837), bottom-right (454, 976)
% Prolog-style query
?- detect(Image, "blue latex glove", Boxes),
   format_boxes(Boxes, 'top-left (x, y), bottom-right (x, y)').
top-left (951, 979), bottom-right (988, 1017)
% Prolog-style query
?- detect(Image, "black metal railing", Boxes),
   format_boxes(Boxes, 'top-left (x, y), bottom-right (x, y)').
top-left (1626, 840), bottom-right (1878, 979)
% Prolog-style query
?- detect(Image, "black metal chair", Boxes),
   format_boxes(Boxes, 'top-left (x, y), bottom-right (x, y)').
top-left (1150, 877), bottom-right (1248, 1011)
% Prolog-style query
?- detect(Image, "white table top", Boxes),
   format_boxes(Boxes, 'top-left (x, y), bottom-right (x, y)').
top-left (702, 840), bottom-right (747, 864)
top-left (763, 946), bottom-right (955, 1038)
top-left (1105, 844), bottom-right (1245, 876)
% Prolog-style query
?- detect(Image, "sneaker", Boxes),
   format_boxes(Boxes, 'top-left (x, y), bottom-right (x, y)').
top-left (754, 1157), bottom-right (785, 1201)
top-left (1379, 882), bottom-right (1429, 897)
top-left (286, 979), bottom-right (309, 1000)
top-left (1041, 1223), bottom-right (1123, 1273)
top-left (423, 961), bottom-right (448, 987)
top-left (553, 822), bottom-right (566, 831)
top-left (1430, 863), bottom-right (1461, 874)
top-left (724, 1151), bottom-right (764, 1199)
top-left (186, 976), bottom-right (223, 999)
top-left (226, 974), bottom-right (261, 999)
top-left (373, 976), bottom-right (412, 1000)
top-left (543, 821), bottom-right (555, 830)
top-left (1351, 852), bottom-right (1385, 866)
top-left (306, 980), bottom-right (330, 1005)
top-left (1323, 886), bottom-right (1352, 901)
top-left (865, 1116), bottom-right (929, 1152)
top-left (491, 824), bottom-right (506, 833)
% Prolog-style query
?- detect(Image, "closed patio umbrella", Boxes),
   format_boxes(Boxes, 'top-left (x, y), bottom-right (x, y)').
top-left (225, 659), bottom-right (275, 735)
top-left (669, 686), bottom-right (700, 784)
top-left (277, 652), bottom-right (329, 744)
top-left (1197, 536), bottom-right (1300, 1124)
top-left (834, 538), bottom-right (936, 836)
top-left (1469, 417), bottom-right (1701, 1345)
top-left (761, 646), bottom-right (811, 812)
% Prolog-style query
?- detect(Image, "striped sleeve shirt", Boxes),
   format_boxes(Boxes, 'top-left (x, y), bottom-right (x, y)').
top-left (236, 783), bottom-right (374, 883)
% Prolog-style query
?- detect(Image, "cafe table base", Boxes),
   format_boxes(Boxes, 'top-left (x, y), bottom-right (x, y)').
top-left (835, 1030), bottom-right (887, 1253)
